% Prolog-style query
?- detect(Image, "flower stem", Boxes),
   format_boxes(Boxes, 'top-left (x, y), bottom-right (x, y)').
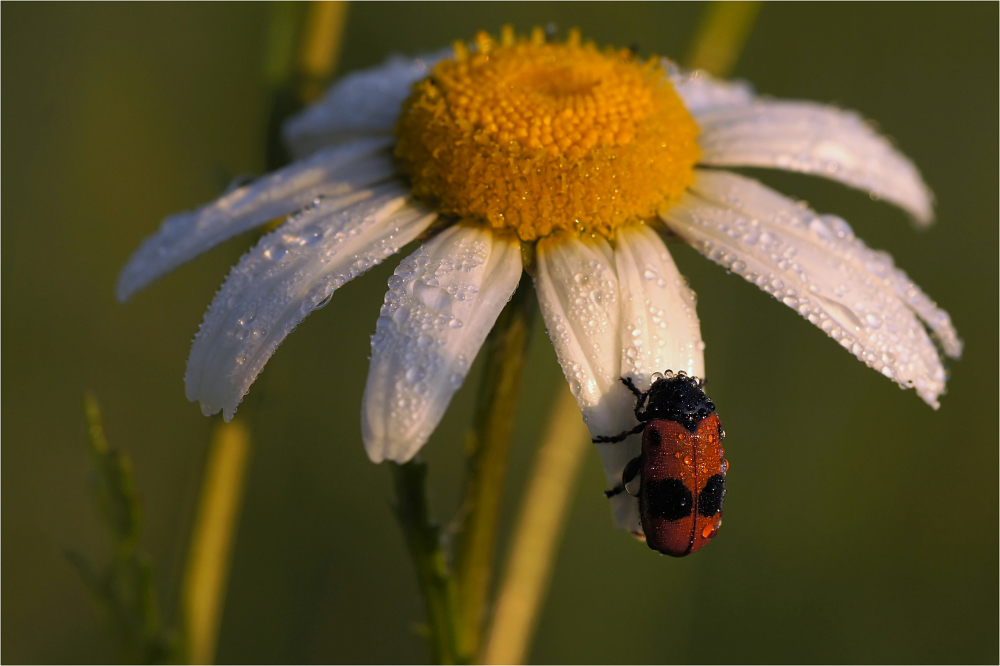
top-left (392, 276), bottom-right (535, 664)
top-left (685, 0), bottom-right (762, 77)
top-left (453, 276), bottom-right (536, 662)
top-left (391, 461), bottom-right (462, 664)
top-left (296, 1), bottom-right (350, 103)
top-left (264, 0), bottom-right (349, 170)
top-left (181, 420), bottom-right (251, 665)
top-left (481, 386), bottom-right (590, 665)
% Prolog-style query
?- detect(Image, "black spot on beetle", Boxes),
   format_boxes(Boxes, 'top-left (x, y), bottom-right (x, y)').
top-left (697, 474), bottom-right (726, 517)
top-left (645, 478), bottom-right (693, 521)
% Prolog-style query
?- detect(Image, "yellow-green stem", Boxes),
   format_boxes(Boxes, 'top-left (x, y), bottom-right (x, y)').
top-left (181, 420), bottom-right (251, 665)
top-left (481, 387), bottom-right (590, 665)
top-left (297, 1), bottom-right (350, 103)
top-left (265, 0), bottom-right (349, 170)
top-left (453, 277), bottom-right (535, 661)
top-left (686, 1), bottom-right (763, 77)
top-left (392, 461), bottom-right (463, 664)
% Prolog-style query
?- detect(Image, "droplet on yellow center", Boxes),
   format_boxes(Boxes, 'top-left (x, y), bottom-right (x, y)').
top-left (395, 30), bottom-right (700, 241)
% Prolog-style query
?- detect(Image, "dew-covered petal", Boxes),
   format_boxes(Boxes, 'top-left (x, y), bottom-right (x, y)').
top-left (615, 223), bottom-right (706, 390)
top-left (186, 184), bottom-right (436, 421)
top-left (601, 225), bottom-right (706, 534)
top-left (117, 138), bottom-right (395, 302)
top-left (535, 234), bottom-right (642, 531)
top-left (665, 61), bottom-right (755, 114)
top-left (362, 224), bottom-right (523, 463)
top-left (696, 102), bottom-right (934, 225)
top-left (595, 438), bottom-right (643, 534)
top-left (661, 169), bottom-right (958, 407)
top-left (534, 234), bottom-right (632, 435)
top-left (283, 49), bottom-right (451, 160)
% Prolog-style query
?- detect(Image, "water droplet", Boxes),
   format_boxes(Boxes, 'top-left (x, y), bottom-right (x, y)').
top-left (393, 306), bottom-right (411, 325)
top-left (414, 282), bottom-right (451, 311)
top-left (265, 244), bottom-right (287, 261)
top-left (299, 224), bottom-right (324, 245)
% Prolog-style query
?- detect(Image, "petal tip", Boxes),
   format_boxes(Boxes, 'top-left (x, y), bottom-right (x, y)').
top-left (115, 263), bottom-right (145, 303)
top-left (363, 438), bottom-right (387, 464)
top-left (363, 431), bottom-right (421, 465)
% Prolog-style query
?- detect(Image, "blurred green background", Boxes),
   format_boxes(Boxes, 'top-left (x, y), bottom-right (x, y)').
top-left (3, 3), bottom-right (997, 663)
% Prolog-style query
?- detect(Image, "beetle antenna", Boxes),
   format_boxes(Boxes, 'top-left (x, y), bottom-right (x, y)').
top-left (620, 376), bottom-right (643, 399)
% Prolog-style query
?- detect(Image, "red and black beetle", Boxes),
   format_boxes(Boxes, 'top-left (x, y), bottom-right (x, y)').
top-left (596, 371), bottom-right (727, 557)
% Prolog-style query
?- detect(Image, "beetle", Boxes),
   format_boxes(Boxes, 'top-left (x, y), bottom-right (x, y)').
top-left (595, 371), bottom-right (727, 557)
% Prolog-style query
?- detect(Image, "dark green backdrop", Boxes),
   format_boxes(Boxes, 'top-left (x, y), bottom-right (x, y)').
top-left (3, 3), bottom-right (997, 663)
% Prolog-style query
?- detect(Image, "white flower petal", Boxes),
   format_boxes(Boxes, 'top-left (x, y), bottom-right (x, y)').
top-left (117, 138), bottom-right (395, 301)
top-left (696, 101), bottom-right (934, 225)
top-left (665, 62), bottom-right (755, 114)
top-left (534, 234), bottom-right (632, 436)
top-left (535, 234), bottom-right (642, 531)
top-left (590, 225), bottom-right (710, 534)
top-left (283, 49), bottom-right (451, 160)
top-left (186, 184), bottom-right (436, 421)
top-left (362, 224), bottom-right (523, 464)
top-left (661, 169), bottom-right (956, 407)
top-left (615, 223), bottom-right (706, 390)
top-left (595, 438), bottom-right (643, 534)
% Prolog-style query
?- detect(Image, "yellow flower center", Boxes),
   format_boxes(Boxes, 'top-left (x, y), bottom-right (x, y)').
top-left (394, 28), bottom-right (701, 241)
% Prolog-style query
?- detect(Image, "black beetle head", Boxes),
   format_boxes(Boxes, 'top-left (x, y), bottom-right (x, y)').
top-left (641, 371), bottom-right (715, 431)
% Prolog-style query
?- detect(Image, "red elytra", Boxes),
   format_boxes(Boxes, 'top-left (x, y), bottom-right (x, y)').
top-left (640, 413), bottom-right (727, 556)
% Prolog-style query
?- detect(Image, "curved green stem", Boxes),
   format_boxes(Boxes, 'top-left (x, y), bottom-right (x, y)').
top-left (482, 387), bottom-right (590, 665)
top-left (685, 0), bottom-right (762, 77)
top-left (392, 461), bottom-right (462, 664)
top-left (453, 277), bottom-right (535, 661)
top-left (392, 275), bottom-right (534, 664)
top-left (181, 421), bottom-right (251, 665)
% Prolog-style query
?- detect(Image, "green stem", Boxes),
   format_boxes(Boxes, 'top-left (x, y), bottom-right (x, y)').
top-left (685, 0), bottom-right (762, 77)
top-left (481, 387), bottom-right (590, 665)
top-left (181, 420), bottom-right (251, 665)
top-left (391, 461), bottom-right (461, 664)
top-left (391, 276), bottom-right (535, 664)
top-left (453, 276), bottom-right (535, 662)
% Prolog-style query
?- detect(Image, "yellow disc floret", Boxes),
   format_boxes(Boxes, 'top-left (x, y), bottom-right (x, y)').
top-left (394, 28), bottom-right (700, 241)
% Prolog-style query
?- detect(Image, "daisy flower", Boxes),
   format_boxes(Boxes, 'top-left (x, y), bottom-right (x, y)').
top-left (117, 28), bottom-right (961, 533)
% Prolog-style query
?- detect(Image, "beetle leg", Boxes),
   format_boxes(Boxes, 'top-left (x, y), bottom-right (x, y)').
top-left (591, 422), bottom-right (644, 444)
